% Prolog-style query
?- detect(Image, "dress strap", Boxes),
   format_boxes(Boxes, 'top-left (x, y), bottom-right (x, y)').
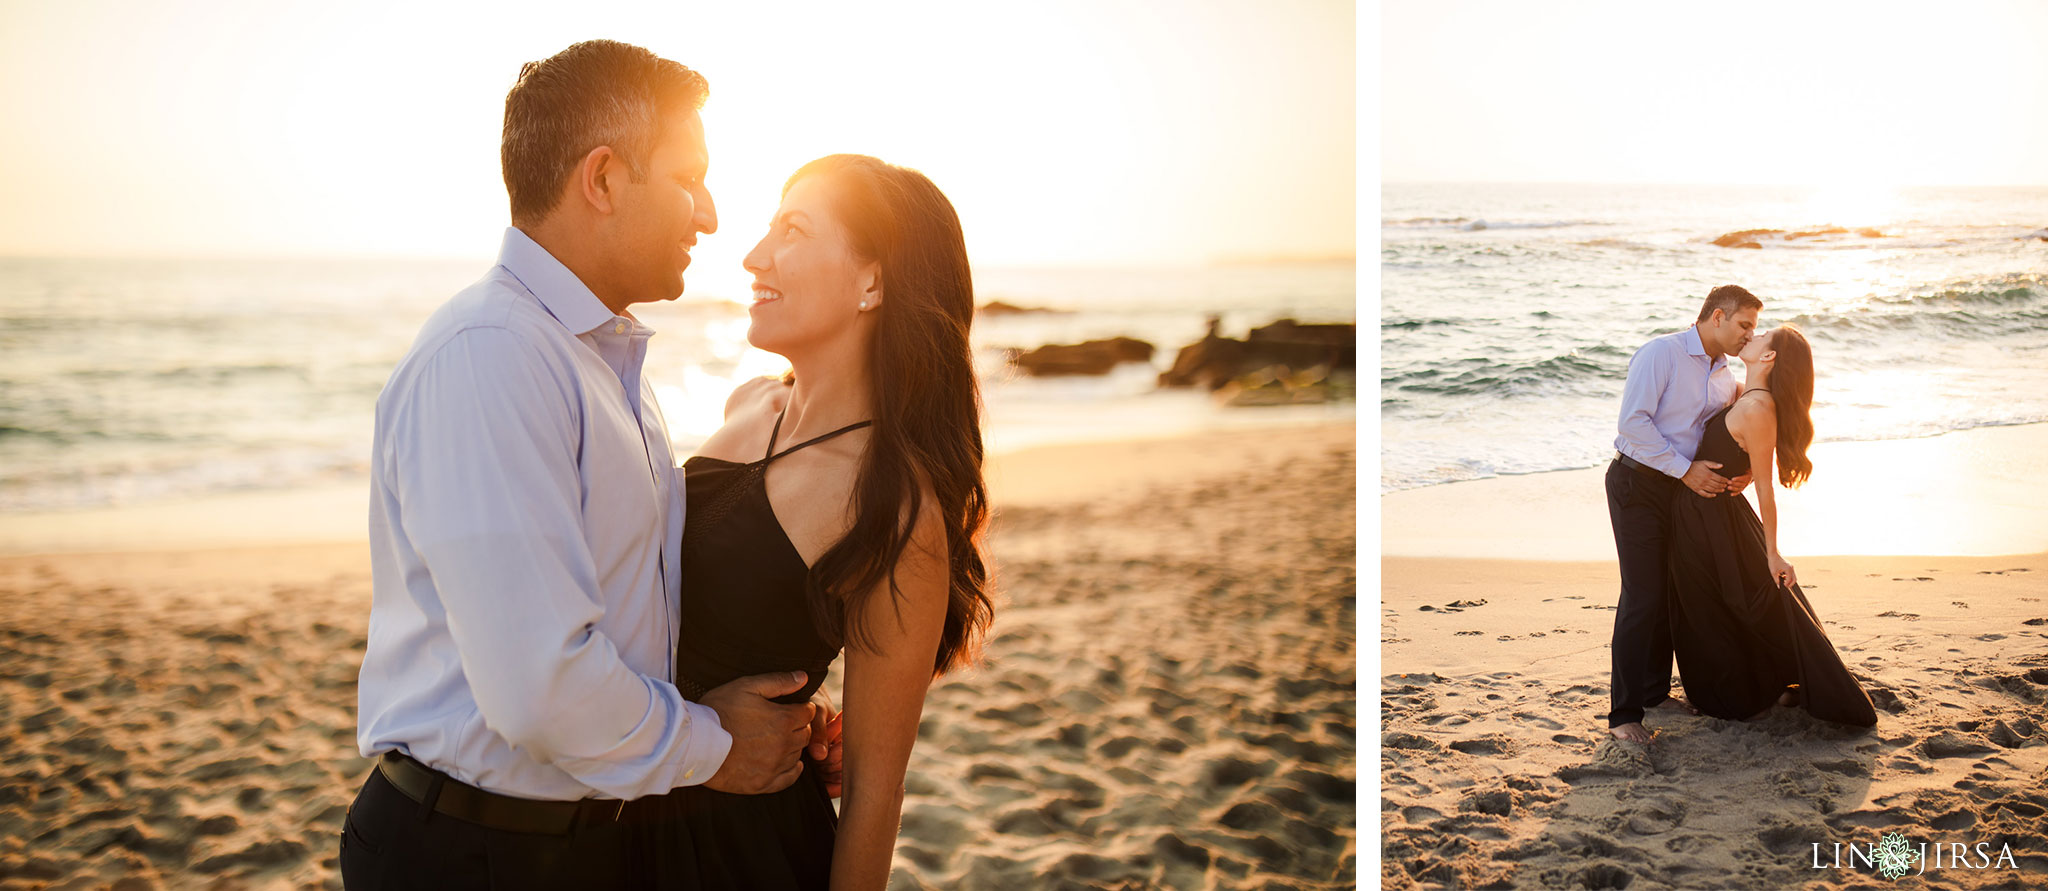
top-left (766, 420), bottom-right (873, 464)
top-left (763, 402), bottom-right (791, 460)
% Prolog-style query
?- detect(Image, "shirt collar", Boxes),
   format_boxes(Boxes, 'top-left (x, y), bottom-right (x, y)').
top-left (1684, 326), bottom-right (1725, 368)
top-left (497, 227), bottom-right (618, 336)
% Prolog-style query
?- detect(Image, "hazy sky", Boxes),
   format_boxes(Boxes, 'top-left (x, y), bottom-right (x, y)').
top-left (0, 0), bottom-right (1355, 280)
top-left (1383, 1), bottom-right (2048, 186)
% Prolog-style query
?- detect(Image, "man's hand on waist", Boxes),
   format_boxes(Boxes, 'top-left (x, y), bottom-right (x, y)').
top-left (698, 671), bottom-right (815, 795)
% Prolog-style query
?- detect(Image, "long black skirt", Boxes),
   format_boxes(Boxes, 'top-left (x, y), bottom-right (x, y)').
top-left (1667, 489), bottom-right (1877, 727)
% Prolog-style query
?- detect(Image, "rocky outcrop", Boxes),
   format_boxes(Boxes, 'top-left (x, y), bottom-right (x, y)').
top-left (1159, 318), bottom-right (1356, 391)
top-left (1011, 337), bottom-right (1155, 376)
top-left (979, 301), bottom-right (1070, 316)
top-left (1711, 226), bottom-right (1893, 249)
top-left (1712, 228), bottom-right (1783, 248)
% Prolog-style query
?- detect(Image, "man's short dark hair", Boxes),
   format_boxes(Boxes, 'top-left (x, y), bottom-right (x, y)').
top-left (1697, 284), bottom-right (1762, 323)
top-left (501, 40), bottom-right (708, 225)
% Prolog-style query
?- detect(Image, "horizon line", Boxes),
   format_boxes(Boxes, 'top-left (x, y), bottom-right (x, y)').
top-left (1380, 179), bottom-right (2048, 189)
top-left (0, 249), bottom-right (1360, 269)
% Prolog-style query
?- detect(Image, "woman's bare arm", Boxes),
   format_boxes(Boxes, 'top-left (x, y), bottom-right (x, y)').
top-left (1730, 401), bottom-right (1794, 587)
top-left (830, 498), bottom-right (950, 890)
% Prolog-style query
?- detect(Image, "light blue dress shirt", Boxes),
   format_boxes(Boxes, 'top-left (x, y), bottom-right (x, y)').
top-left (357, 228), bottom-right (728, 801)
top-left (1613, 326), bottom-right (1740, 479)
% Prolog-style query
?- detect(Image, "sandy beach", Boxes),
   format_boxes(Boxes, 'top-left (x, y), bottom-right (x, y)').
top-left (1379, 424), bottom-right (2048, 889)
top-left (0, 422), bottom-right (1357, 890)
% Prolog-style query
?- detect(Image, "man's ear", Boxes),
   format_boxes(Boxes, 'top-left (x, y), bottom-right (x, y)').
top-left (575, 145), bottom-right (620, 215)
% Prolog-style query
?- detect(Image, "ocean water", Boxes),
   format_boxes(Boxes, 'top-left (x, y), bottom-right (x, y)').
top-left (1382, 183), bottom-right (2048, 493)
top-left (0, 257), bottom-right (1354, 512)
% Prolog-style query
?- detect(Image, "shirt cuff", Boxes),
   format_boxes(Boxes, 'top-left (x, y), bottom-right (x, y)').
top-left (673, 700), bottom-right (733, 788)
top-left (1662, 456), bottom-right (1690, 479)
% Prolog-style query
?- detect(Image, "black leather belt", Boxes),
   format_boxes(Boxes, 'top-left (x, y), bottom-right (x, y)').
top-left (1613, 452), bottom-right (1670, 482)
top-left (375, 752), bottom-right (671, 835)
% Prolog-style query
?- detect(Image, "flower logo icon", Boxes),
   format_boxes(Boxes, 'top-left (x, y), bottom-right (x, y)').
top-left (1875, 831), bottom-right (1921, 881)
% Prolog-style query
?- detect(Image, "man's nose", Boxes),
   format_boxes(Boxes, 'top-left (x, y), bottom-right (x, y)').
top-left (697, 191), bottom-right (718, 235)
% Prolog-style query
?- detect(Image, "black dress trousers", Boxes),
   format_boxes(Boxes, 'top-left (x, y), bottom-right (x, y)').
top-left (1603, 458), bottom-right (1681, 728)
top-left (339, 768), bottom-right (637, 890)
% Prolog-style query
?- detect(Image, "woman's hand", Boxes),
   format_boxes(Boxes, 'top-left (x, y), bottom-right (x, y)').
top-left (1769, 554), bottom-right (1798, 590)
top-left (809, 710), bottom-right (844, 798)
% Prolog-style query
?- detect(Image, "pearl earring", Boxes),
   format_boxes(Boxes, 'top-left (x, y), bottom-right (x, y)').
top-left (859, 301), bottom-right (869, 310)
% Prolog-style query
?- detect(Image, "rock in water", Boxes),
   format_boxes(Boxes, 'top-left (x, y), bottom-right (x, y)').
top-left (1159, 318), bottom-right (1356, 391)
top-left (1010, 337), bottom-right (1155, 376)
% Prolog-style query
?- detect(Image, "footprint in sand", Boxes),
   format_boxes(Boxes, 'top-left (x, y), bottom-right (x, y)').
top-left (1755, 820), bottom-right (1825, 856)
top-left (1512, 711), bottom-right (1564, 730)
top-left (1420, 599), bottom-right (1489, 614)
top-left (1400, 805), bottom-right (1444, 824)
top-left (1448, 736), bottom-right (1514, 756)
top-left (1921, 731), bottom-right (1997, 759)
top-left (1581, 604), bottom-right (1616, 611)
top-left (1383, 731), bottom-right (1439, 752)
top-left (1619, 797), bottom-right (1687, 836)
top-left (1877, 611), bottom-right (1921, 621)
top-left (1987, 718), bottom-right (2040, 749)
top-left (1456, 786), bottom-right (1520, 816)
top-left (1556, 739), bottom-right (1653, 781)
top-left (1895, 577), bottom-right (1935, 582)
top-left (1455, 630), bottom-right (1483, 636)
top-left (1497, 635), bottom-right (1517, 641)
top-left (1953, 601), bottom-right (1970, 609)
top-left (2024, 618), bottom-right (2047, 626)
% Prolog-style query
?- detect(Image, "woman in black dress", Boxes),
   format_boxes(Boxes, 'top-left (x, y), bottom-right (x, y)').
top-left (653, 155), bottom-right (995, 888)
top-left (1667, 324), bottom-right (1877, 727)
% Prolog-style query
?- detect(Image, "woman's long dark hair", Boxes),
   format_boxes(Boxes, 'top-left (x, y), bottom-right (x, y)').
top-left (790, 154), bottom-right (992, 677)
top-left (1770, 325), bottom-right (1815, 488)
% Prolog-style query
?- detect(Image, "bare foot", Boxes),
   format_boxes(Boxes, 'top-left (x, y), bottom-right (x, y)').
top-left (1610, 722), bottom-right (1653, 743)
top-left (1653, 696), bottom-right (1700, 716)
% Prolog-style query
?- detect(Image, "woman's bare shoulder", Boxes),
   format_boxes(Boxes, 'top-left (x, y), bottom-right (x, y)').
top-left (1726, 392), bottom-right (1777, 434)
top-left (724, 374), bottom-right (792, 420)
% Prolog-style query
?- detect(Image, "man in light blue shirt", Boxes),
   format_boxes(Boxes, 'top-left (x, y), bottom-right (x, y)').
top-left (1604, 285), bottom-right (1759, 745)
top-left (344, 41), bottom-right (826, 889)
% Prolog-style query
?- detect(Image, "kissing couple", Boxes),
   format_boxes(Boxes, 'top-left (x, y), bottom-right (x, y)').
top-left (1604, 284), bottom-right (1877, 744)
top-left (341, 40), bottom-right (993, 889)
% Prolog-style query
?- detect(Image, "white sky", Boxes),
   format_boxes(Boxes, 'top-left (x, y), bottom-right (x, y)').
top-left (1383, 1), bottom-right (2048, 186)
top-left (0, 0), bottom-right (1356, 278)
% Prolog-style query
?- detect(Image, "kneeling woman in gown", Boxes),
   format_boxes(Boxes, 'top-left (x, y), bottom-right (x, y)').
top-left (1667, 324), bottom-right (1877, 727)
top-left (662, 155), bottom-right (996, 888)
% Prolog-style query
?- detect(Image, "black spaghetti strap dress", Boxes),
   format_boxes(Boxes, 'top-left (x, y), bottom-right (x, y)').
top-left (1666, 395), bottom-right (1877, 727)
top-left (647, 406), bottom-right (870, 888)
